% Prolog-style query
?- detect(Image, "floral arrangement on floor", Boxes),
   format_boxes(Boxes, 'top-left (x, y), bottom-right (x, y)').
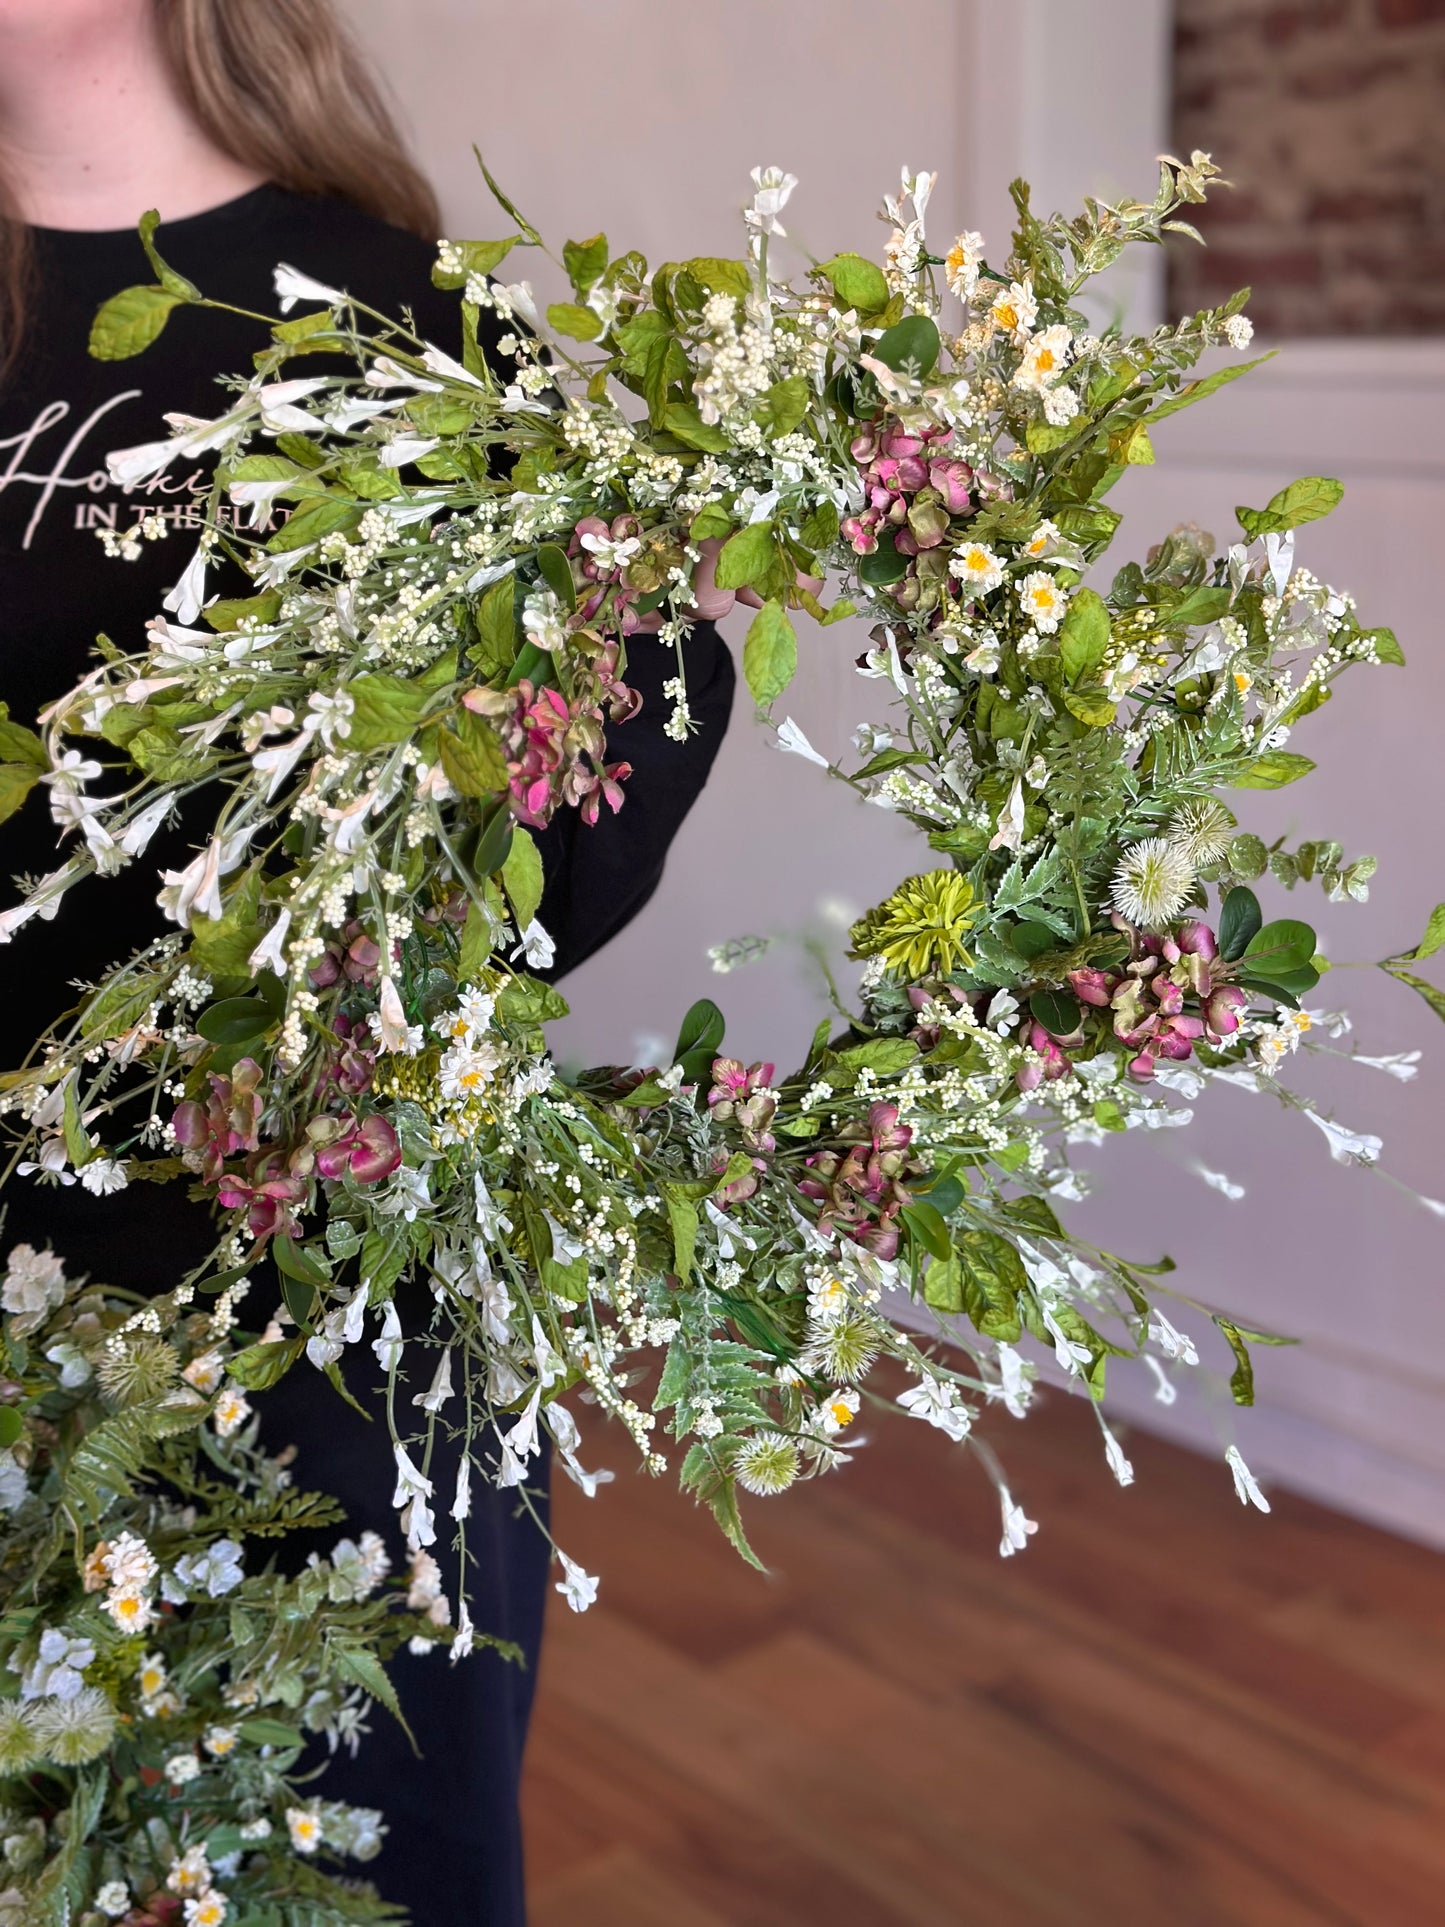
top-left (0, 152), bottom-right (1440, 1919)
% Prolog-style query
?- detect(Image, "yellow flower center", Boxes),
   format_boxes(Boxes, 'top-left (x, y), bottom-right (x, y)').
top-left (995, 300), bottom-right (1018, 330)
top-left (1233, 670), bottom-right (1252, 692)
top-left (829, 1401), bottom-right (855, 1428)
top-left (1035, 347), bottom-right (1056, 372)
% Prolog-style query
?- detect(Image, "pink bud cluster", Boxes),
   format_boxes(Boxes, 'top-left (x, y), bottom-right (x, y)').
top-left (1017, 916), bottom-right (1248, 1089)
top-left (467, 658), bottom-right (636, 830)
top-left (841, 421), bottom-right (971, 559)
top-left (798, 1101), bottom-right (915, 1260)
top-left (568, 514), bottom-right (646, 633)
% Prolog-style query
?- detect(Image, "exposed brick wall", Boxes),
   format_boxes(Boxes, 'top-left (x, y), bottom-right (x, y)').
top-left (1169, 0), bottom-right (1445, 334)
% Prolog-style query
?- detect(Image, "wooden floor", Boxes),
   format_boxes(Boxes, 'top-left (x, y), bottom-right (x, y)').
top-left (520, 1369), bottom-right (1445, 1926)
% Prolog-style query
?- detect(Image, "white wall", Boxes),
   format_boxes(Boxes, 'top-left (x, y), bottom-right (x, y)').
top-left (347, 0), bottom-right (1443, 1544)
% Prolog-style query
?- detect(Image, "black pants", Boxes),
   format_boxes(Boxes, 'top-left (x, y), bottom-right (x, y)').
top-left (261, 1334), bottom-right (552, 1926)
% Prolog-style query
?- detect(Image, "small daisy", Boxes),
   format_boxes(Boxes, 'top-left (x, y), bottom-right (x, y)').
top-left (286, 1805), bottom-right (324, 1855)
top-left (819, 1386), bottom-right (861, 1436)
top-left (806, 1275), bottom-right (847, 1323)
top-left (102, 1587), bottom-right (155, 1636)
top-left (945, 229), bottom-right (985, 300)
top-left (212, 1386), bottom-right (252, 1439)
top-left (1017, 570), bottom-right (1069, 633)
top-left (1110, 837), bottom-right (1196, 927)
top-left (1013, 322), bottom-right (1073, 393)
top-left (96, 1883), bottom-right (131, 1919)
top-left (439, 1040), bottom-right (504, 1102)
top-left (1022, 519), bottom-right (1060, 562)
top-left (137, 1652), bottom-right (167, 1700)
top-left (165, 1750), bottom-right (201, 1784)
top-left (951, 540), bottom-right (1005, 593)
top-left (203, 1723), bottom-right (239, 1757)
top-left (182, 1350), bottom-right (225, 1395)
top-left (185, 1893), bottom-right (230, 1927)
top-left (167, 1845), bottom-right (211, 1896)
top-left (988, 277), bottom-right (1037, 341)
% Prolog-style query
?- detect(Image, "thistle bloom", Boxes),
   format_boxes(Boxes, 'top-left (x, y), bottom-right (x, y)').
top-left (1110, 838), bottom-right (1195, 927)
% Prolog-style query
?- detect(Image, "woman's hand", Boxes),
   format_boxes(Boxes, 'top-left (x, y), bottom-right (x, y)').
top-left (632, 538), bottom-right (823, 631)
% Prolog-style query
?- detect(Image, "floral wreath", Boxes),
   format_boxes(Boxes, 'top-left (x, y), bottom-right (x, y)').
top-left (0, 155), bottom-right (1439, 1922)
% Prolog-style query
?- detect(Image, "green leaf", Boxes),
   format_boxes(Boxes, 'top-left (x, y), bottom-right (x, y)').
top-left (1145, 351), bottom-right (1274, 422)
top-left (680, 1443), bottom-right (767, 1571)
top-left (439, 708), bottom-right (509, 798)
top-left (858, 537), bottom-right (910, 587)
top-left (1229, 750), bottom-right (1316, 790)
top-left (472, 149), bottom-right (542, 245)
top-left (660, 1184), bottom-right (700, 1276)
top-left (535, 542), bottom-right (576, 613)
top-left (900, 1201), bottom-right (951, 1262)
top-left (546, 301), bottom-right (603, 342)
top-left (563, 232), bottom-right (608, 295)
top-left (683, 256), bottom-right (753, 298)
top-left (1218, 886), bottom-right (1262, 962)
top-left (227, 1337), bottom-right (304, 1392)
top-left (818, 253), bottom-right (890, 317)
top-left (798, 501), bottom-right (839, 553)
top-left (274, 1234), bottom-right (331, 1289)
top-left (1058, 587), bottom-right (1111, 684)
top-left (1062, 685), bottom-right (1117, 728)
top-left (0, 1406), bottom-right (23, 1449)
top-left (690, 500), bottom-right (735, 542)
top-left (332, 1641), bottom-right (414, 1745)
top-left (267, 495), bottom-right (362, 553)
top-left (188, 868), bottom-right (264, 979)
top-left (1214, 1318), bottom-right (1256, 1405)
top-left (1241, 919), bottom-right (1317, 982)
top-left (871, 314), bottom-right (940, 378)
top-left (136, 211), bottom-right (197, 301)
top-left (1362, 626), bottom-right (1405, 666)
top-left (195, 997), bottom-right (272, 1046)
top-left (1030, 989), bottom-right (1081, 1035)
top-left (742, 600), bottom-right (797, 708)
top-left (205, 591), bottom-right (283, 632)
top-left (754, 375), bottom-right (810, 440)
top-left (236, 1718), bottom-right (306, 1751)
top-left (88, 284), bottom-right (182, 361)
top-left (61, 1075), bottom-right (90, 1167)
top-left (1236, 475), bottom-right (1344, 539)
top-left (0, 705), bottom-right (49, 768)
top-left (432, 235), bottom-right (518, 290)
top-left (663, 403), bottom-right (729, 453)
top-left (473, 573), bottom-right (519, 675)
top-left (1110, 420), bottom-right (1155, 466)
top-left (346, 673), bottom-right (431, 752)
top-left (1384, 965), bottom-right (1445, 1025)
top-left (501, 827), bottom-right (544, 930)
top-left (714, 520), bottom-right (776, 592)
top-left (497, 973), bottom-right (569, 1027)
top-left (1388, 903), bottom-right (1445, 964)
top-left (0, 763), bottom-right (39, 825)
top-left (1092, 1097), bottom-right (1127, 1132)
top-left (674, 997), bottom-right (725, 1084)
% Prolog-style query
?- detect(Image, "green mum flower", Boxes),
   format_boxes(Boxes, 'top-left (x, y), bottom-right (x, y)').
top-left (850, 870), bottom-right (980, 981)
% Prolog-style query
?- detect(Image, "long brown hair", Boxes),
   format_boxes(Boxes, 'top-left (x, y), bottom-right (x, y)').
top-left (0, 0), bottom-right (439, 380)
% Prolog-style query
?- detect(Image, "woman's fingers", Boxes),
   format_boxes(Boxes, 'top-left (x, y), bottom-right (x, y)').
top-left (687, 537), bottom-right (738, 620)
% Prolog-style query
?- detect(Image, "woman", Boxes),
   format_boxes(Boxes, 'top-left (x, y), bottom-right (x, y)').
top-left (0, 2), bottom-right (738, 1917)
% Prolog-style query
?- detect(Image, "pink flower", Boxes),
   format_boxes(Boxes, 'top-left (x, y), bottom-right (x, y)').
top-left (172, 1059), bottom-right (264, 1184)
top-left (927, 458), bottom-right (973, 513)
top-left (1016, 1023), bottom-right (1071, 1092)
top-left (314, 1112), bottom-right (403, 1184)
top-left (1206, 984), bottom-right (1247, 1039)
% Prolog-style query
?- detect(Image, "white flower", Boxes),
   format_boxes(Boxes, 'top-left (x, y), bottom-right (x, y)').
top-left (1110, 837), bottom-right (1195, 927)
top-left (248, 908), bottom-right (292, 977)
top-left (1225, 1444), bottom-right (1270, 1512)
top-left (1191, 1162), bottom-right (1245, 1200)
top-left (421, 343), bottom-right (486, 389)
top-left (1352, 1050), bottom-right (1420, 1081)
top-left (22, 1628), bottom-right (95, 1700)
top-left (165, 1750), bottom-right (201, 1785)
top-left (554, 1551), bottom-right (599, 1613)
top-left (896, 1376), bottom-right (971, 1442)
top-left (998, 1488), bottom-right (1038, 1557)
top-left (79, 1157), bottom-right (128, 1196)
top-left (745, 165), bottom-right (798, 238)
top-left (378, 434), bottom-right (441, 468)
top-left (96, 1882), bottom-right (132, 1918)
top-left (989, 1344), bottom-right (1033, 1419)
top-left (1223, 313), bottom-right (1254, 349)
top-left (578, 529), bottom-right (642, 573)
top-left (988, 278), bottom-right (1037, 341)
top-left (1169, 797), bottom-right (1234, 867)
top-left (375, 976), bottom-right (415, 1055)
top-left (1147, 1312), bottom-right (1199, 1365)
top-left (1099, 1419), bottom-right (1135, 1487)
top-left (451, 1453), bottom-right (472, 1521)
top-left (392, 1444), bottom-right (436, 1550)
top-left (412, 1348), bottom-right (455, 1414)
top-left (988, 776), bottom-right (1026, 855)
top-left (169, 1539), bottom-right (244, 1599)
top-left (167, 1843), bottom-right (212, 1895)
top-left (274, 262), bottom-right (345, 312)
top-left (2, 1243), bottom-right (67, 1333)
top-left (162, 544), bottom-right (209, 626)
top-left (1013, 322), bottom-right (1073, 394)
top-left (439, 1039), bottom-right (504, 1102)
top-left (775, 717), bottom-right (829, 768)
top-left (951, 540), bottom-right (1005, 594)
top-left (117, 791), bottom-right (175, 856)
top-left (964, 631), bottom-right (1001, 675)
top-left (818, 1386), bottom-right (860, 1436)
top-left (212, 1386), bottom-right (252, 1438)
top-left (451, 1597), bottom-right (475, 1663)
top-left (945, 229), bottom-right (985, 299)
top-left (286, 1806), bottom-right (324, 1855)
top-left (1016, 569), bottom-right (1069, 634)
top-left (185, 1894), bottom-right (230, 1927)
top-left (1304, 1110), bottom-right (1382, 1166)
top-left (256, 377), bottom-right (330, 431)
top-left (733, 1431), bottom-right (801, 1495)
top-left (157, 838), bottom-right (225, 927)
top-left (372, 1302), bottom-right (404, 1374)
top-left (511, 918), bottom-right (556, 970)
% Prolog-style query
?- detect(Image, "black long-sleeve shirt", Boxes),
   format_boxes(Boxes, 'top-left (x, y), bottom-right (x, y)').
top-left (0, 184), bottom-right (732, 1282)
